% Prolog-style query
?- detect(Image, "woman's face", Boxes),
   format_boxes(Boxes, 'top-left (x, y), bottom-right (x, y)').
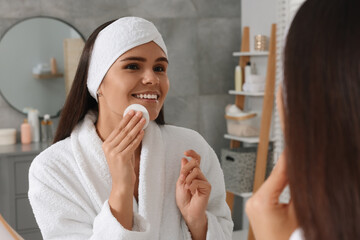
top-left (98, 41), bottom-right (169, 121)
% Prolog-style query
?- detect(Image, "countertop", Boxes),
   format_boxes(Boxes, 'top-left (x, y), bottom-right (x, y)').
top-left (0, 142), bottom-right (49, 156)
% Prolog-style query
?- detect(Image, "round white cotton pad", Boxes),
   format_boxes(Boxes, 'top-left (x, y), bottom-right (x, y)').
top-left (123, 104), bottom-right (150, 129)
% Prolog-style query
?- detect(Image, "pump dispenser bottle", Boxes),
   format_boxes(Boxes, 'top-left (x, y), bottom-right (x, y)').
top-left (41, 114), bottom-right (53, 144)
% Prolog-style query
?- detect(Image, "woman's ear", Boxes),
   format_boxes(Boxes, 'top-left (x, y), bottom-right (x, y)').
top-left (97, 83), bottom-right (104, 97)
top-left (276, 84), bottom-right (285, 133)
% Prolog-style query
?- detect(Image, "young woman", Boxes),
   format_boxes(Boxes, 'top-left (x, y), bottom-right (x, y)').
top-left (28, 17), bottom-right (233, 240)
top-left (246, 0), bottom-right (360, 239)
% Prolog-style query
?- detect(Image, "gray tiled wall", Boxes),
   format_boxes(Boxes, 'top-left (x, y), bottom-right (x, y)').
top-left (0, 0), bottom-right (241, 157)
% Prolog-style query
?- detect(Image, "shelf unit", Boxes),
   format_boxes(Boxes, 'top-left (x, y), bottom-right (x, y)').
top-left (224, 134), bottom-right (260, 144)
top-left (232, 51), bottom-right (269, 57)
top-left (224, 134), bottom-right (275, 144)
top-left (225, 24), bottom-right (277, 240)
top-left (32, 73), bottom-right (63, 79)
top-left (228, 90), bottom-right (264, 97)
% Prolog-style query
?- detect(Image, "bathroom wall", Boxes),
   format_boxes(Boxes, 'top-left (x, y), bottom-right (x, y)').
top-left (0, 0), bottom-right (241, 156)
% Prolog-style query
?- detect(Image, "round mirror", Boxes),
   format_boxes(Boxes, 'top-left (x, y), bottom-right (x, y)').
top-left (0, 17), bottom-right (84, 117)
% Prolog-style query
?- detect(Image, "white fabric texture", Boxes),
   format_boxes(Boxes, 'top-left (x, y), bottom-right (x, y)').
top-left (28, 112), bottom-right (233, 239)
top-left (289, 228), bottom-right (305, 240)
top-left (87, 17), bottom-right (168, 101)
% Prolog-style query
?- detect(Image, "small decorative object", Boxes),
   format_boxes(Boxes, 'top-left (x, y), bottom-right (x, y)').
top-left (32, 63), bottom-right (51, 75)
top-left (254, 35), bottom-right (267, 51)
top-left (50, 57), bottom-right (58, 74)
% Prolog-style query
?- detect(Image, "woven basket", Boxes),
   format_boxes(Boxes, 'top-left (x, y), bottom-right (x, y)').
top-left (221, 147), bottom-right (273, 195)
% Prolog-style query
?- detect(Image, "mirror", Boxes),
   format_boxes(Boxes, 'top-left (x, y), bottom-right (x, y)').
top-left (0, 17), bottom-right (84, 117)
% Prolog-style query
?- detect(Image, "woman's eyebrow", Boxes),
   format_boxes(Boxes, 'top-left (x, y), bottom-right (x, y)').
top-left (155, 57), bottom-right (169, 64)
top-left (120, 57), bottom-right (146, 62)
top-left (120, 56), bottom-right (168, 64)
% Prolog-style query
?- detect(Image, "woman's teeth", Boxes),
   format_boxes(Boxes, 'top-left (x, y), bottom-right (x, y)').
top-left (134, 94), bottom-right (158, 100)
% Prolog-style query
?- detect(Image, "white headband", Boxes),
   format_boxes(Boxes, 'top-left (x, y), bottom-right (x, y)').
top-left (87, 17), bottom-right (168, 101)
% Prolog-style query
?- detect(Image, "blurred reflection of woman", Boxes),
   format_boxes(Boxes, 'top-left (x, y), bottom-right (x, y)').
top-left (29, 17), bottom-right (233, 240)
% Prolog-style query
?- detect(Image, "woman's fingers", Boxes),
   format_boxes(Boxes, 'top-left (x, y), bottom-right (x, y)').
top-left (109, 111), bottom-right (144, 148)
top-left (122, 129), bottom-right (145, 156)
top-left (187, 179), bottom-right (211, 195)
top-left (184, 150), bottom-right (201, 164)
top-left (180, 158), bottom-right (199, 179)
top-left (185, 166), bottom-right (206, 187)
top-left (114, 117), bottom-right (146, 153)
top-left (106, 110), bottom-right (135, 143)
top-left (258, 152), bottom-right (288, 203)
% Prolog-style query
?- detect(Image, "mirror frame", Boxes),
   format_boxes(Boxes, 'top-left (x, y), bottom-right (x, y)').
top-left (0, 16), bottom-right (85, 118)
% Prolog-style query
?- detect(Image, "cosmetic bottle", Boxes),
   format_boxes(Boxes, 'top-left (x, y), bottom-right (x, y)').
top-left (235, 65), bottom-right (242, 91)
top-left (41, 114), bottom-right (53, 144)
top-left (21, 118), bottom-right (32, 144)
top-left (251, 62), bottom-right (257, 75)
top-left (28, 109), bottom-right (40, 142)
top-left (245, 61), bottom-right (251, 82)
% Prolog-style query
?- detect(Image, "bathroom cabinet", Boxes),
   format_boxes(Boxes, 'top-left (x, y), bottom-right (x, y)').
top-left (0, 143), bottom-right (48, 240)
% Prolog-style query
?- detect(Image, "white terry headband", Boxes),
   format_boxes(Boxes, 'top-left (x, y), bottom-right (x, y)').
top-left (87, 17), bottom-right (168, 101)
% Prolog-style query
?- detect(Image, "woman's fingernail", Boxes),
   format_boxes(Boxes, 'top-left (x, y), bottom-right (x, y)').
top-left (127, 110), bottom-right (135, 116)
top-left (135, 111), bottom-right (142, 117)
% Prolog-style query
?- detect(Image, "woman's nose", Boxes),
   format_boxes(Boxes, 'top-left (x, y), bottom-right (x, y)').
top-left (142, 69), bottom-right (159, 85)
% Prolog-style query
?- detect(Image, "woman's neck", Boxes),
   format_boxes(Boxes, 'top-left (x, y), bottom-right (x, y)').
top-left (96, 109), bottom-right (121, 141)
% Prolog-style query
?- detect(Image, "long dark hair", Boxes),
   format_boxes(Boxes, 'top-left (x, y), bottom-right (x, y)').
top-left (54, 19), bottom-right (165, 143)
top-left (284, 0), bottom-right (360, 239)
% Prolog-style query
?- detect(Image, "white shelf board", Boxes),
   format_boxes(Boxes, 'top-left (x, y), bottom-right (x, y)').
top-left (224, 134), bottom-right (259, 143)
top-left (233, 51), bottom-right (269, 57)
top-left (229, 90), bottom-right (264, 96)
top-left (225, 134), bottom-right (275, 143)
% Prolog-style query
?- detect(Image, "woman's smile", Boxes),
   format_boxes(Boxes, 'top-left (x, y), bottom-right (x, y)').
top-left (131, 91), bottom-right (160, 103)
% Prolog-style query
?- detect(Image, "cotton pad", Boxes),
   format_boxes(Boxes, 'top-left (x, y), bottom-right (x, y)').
top-left (123, 104), bottom-right (150, 129)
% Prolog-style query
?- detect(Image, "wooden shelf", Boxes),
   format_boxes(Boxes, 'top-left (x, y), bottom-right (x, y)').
top-left (33, 73), bottom-right (63, 79)
top-left (229, 90), bottom-right (264, 96)
top-left (232, 51), bottom-right (269, 57)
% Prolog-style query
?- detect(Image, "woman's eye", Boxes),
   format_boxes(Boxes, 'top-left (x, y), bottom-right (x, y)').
top-left (154, 66), bottom-right (165, 72)
top-left (125, 64), bottom-right (139, 70)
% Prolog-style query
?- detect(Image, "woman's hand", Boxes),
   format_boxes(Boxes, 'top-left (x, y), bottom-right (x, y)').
top-left (102, 110), bottom-right (145, 229)
top-left (176, 150), bottom-right (211, 240)
top-left (245, 152), bottom-right (298, 240)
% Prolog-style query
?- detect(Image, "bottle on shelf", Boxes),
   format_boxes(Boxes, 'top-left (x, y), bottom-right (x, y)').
top-left (41, 114), bottom-right (54, 144)
top-left (28, 109), bottom-right (40, 142)
top-left (21, 118), bottom-right (32, 144)
top-left (251, 62), bottom-right (257, 74)
top-left (234, 65), bottom-right (242, 91)
top-left (245, 61), bottom-right (251, 82)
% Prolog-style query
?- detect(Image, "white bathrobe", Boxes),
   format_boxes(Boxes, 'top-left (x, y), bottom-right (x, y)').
top-left (28, 112), bottom-right (233, 239)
